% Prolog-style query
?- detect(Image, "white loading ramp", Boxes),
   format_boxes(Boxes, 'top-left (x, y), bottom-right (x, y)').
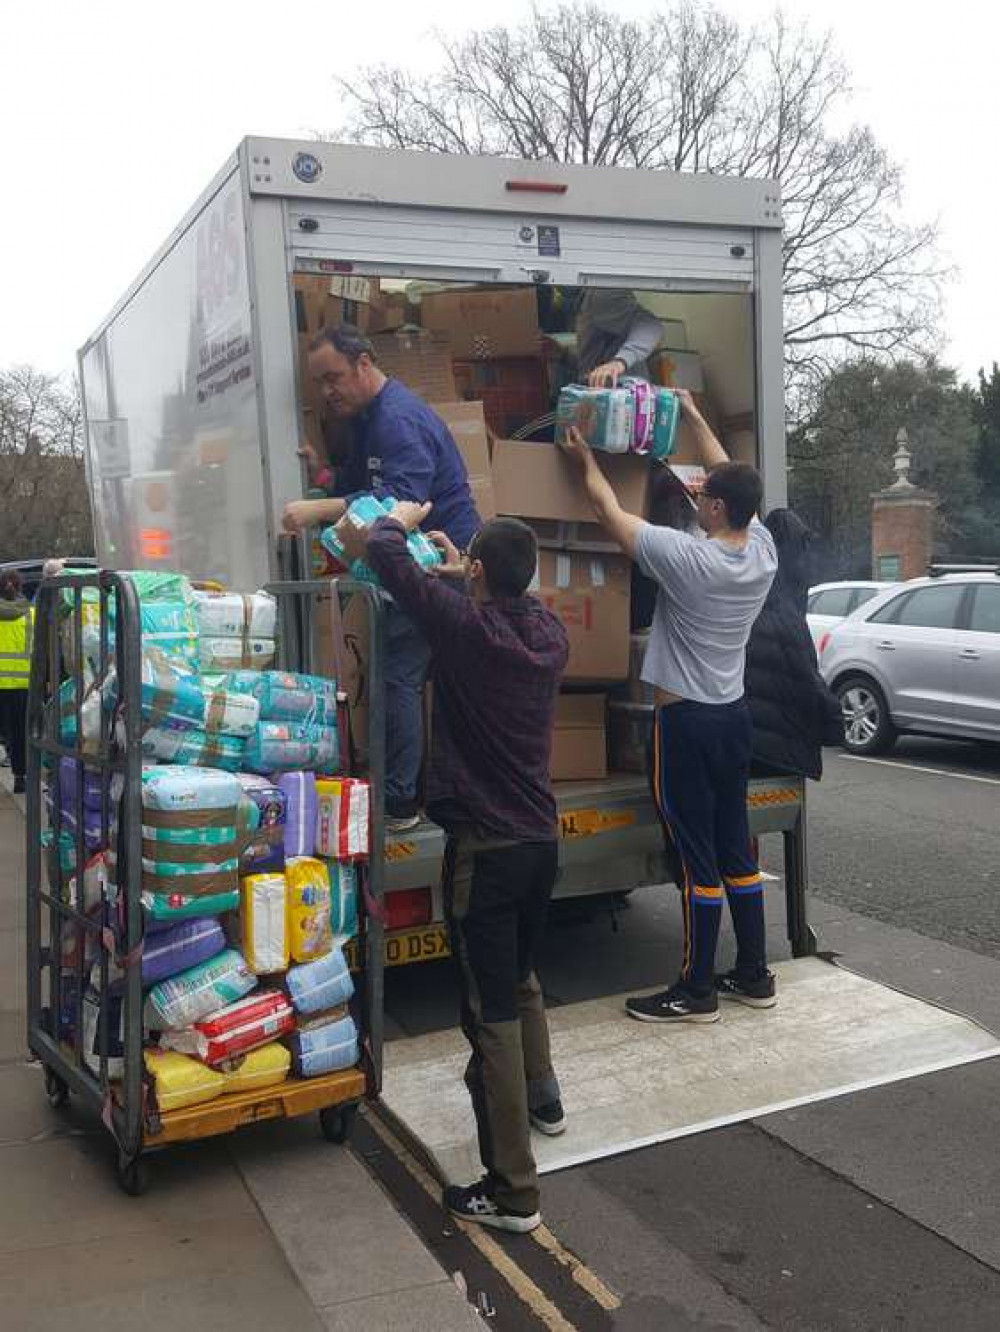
top-left (380, 957), bottom-right (1000, 1182)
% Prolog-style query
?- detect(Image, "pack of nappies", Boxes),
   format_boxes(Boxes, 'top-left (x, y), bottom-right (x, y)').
top-left (199, 636), bottom-right (276, 674)
top-left (241, 873), bottom-right (289, 974)
top-left (161, 990), bottom-right (295, 1068)
top-left (141, 726), bottom-right (246, 771)
top-left (287, 1013), bottom-right (359, 1078)
top-left (140, 649), bottom-right (206, 733)
top-left (319, 494), bottom-right (444, 586)
top-left (329, 861), bottom-right (360, 939)
top-left (315, 777), bottom-right (369, 860)
top-left (146, 948), bottom-right (256, 1029)
top-left (145, 1047), bottom-right (227, 1112)
top-left (556, 384), bottom-right (634, 453)
top-left (286, 944), bottom-right (354, 1015)
top-left (202, 685), bottom-right (261, 739)
top-left (226, 671), bottom-right (340, 726)
top-left (279, 772), bottom-right (317, 858)
top-left (139, 764), bottom-right (243, 813)
top-left (141, 917), bottom-right (226, 988)
top-left (221, 1041), bottom-right (291, 1096)
top-left (242, 721), bottom-right (339, 776)
top-left (193, 590), bottom-right (277, 641)
top-left (142, 887), bottom-right (240, 925)
top-left (285, 857), bottom-right (333, 963)
top-left (236, 775), bottom-right (287, 874)
top-left (82, 975), bottom-right (125, 1080)
top-left (621, 377), bottom-right (655, 453)
top-left (650, 385), bottom-right (681, 459)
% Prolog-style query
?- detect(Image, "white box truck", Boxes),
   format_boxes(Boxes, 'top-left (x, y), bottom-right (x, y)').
top-left (79, 137), bottom-right (811, 966)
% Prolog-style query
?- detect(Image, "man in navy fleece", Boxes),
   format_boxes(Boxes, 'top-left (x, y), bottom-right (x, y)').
top-left (282, 325), bottom-right (481, 831)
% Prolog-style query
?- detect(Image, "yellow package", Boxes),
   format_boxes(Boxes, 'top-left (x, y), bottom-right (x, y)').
top-left (286, 856), bottom-right (333, 963)
top-left (145, 1047), bottom-right (226, 1113)
top-left (223, 1041), bottom-right (292, 1095)
top-left (241, 872), bottom-right (289, 974)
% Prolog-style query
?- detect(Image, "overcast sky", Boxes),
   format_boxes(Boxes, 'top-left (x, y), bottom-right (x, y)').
top-left (2, 0), bottom-right (993, 381)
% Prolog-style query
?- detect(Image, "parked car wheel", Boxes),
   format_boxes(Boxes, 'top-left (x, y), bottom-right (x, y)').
top-left (836, 675), bottom-right (897, 756)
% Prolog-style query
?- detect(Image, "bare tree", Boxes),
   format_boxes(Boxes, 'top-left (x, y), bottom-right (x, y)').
top-left (334, 1), bottom-right (944, 409)
top-left (0, 366), bottom-right (93, 562)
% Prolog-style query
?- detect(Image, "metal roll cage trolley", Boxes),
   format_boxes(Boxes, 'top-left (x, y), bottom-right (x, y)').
top-left (24, 565), bottom-right (385, 1194)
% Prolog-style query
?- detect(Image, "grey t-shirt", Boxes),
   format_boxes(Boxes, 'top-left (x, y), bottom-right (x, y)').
top-left (635, 519), bottom-right (777, 705)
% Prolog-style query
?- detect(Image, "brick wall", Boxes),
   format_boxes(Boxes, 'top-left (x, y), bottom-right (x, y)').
top-left (871, 493), bottom-right (937, 579)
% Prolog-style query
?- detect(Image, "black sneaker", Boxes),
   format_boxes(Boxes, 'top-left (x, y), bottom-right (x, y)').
top-left (443, 1179), bottom-right (541, 1234)
top-left (529, 1100), bottom-right (567, 1136)
top-left (626, 984), bottom-right (720, 1024)
top-left (715, 969), bottom-right (777, 1009)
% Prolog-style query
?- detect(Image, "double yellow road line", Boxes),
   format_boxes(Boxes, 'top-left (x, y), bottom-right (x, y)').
top-left (363, 1108), bottom-right (620, 1330)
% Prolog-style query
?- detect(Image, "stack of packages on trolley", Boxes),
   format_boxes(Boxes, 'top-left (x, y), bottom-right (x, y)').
top-left (45, 572), bottom-right (371, 1118)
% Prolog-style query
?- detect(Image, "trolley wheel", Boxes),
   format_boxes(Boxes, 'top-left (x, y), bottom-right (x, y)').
top-left (44, 1067), bottom-right (70, 1109)
top-left (319, 1102), bottom-right (358, 1145)
top-left (116, 1150), bottom-right (150, 1197)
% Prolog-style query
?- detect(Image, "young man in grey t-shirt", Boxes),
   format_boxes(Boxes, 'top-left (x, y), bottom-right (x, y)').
top-left (560, 392), bottom-right (778, 1022)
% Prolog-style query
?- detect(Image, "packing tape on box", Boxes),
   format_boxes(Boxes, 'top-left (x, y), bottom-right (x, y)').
top-left (142, 806), bottom-right (237, 831)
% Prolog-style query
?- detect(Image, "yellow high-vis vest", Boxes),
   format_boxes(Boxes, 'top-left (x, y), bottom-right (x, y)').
top-left (0, 605), bottom-right (33, 690)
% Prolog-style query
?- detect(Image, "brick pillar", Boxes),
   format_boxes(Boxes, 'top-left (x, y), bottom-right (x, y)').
top-left (871, 485), bottom-right (937, 580)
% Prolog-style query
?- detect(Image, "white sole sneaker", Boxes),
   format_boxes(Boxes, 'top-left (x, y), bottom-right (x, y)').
top-left (530, 1112), bottom-right (567, 1137)
top-left (627, 1007), bottom-right (721, 1024)
top-left (718, 991), bottom-right (777, 1009)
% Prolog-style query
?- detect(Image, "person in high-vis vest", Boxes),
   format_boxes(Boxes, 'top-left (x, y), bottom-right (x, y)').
top-left (0, 570), bottom-right (32, 794)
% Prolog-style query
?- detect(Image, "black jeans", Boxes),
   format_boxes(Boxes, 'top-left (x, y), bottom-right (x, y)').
top-left (0, 689), bottom-right (28, 779)
top-left (442, 832), bottom-right (560, 1215)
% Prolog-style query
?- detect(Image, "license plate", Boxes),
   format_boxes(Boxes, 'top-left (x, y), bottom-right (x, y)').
top-left (344, 925), bottom-right (451, 970)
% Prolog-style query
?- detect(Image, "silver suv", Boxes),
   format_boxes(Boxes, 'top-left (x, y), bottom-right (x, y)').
top-left (818, 569), bottom-right (1000, 754)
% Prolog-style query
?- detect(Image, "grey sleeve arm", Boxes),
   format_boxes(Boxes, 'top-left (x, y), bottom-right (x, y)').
top-left (615, 312), bottom-right (664, 369)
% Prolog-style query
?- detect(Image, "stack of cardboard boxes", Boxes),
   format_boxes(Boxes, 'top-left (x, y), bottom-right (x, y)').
top-left (298, 279), bottom-right (721, 782)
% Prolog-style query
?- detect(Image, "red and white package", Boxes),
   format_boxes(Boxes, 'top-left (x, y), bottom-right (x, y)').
top-left (315, 778), bottom-right (370, 861)
top-left (162, 990), bottom-right (295, 1068)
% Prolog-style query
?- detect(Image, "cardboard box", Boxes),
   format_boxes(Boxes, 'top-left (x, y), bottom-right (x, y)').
top-left (420, 288), bottom-right (541, 360)
top-left (533, 550), bottom-right (631, 682)
top-left (367, 290), bottom-right (412, 334)
top-left (313, 591), bottom-right (370, 765)
top-left (430, 401), bottom-right (496, 521)
top-left (550, 693), bottom-right (607, 781)
top-left (606, 701), bottom-right (652, 775)
top-left (492, 439), bottom-right (651, 525)
top-left (649, 348), bottom-right (705, 393)
top-left (370, 329), bottom-right (457, 403)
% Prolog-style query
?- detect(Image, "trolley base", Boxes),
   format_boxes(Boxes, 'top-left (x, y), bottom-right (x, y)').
top-left (145, 1069), bottom-right (367, 1146)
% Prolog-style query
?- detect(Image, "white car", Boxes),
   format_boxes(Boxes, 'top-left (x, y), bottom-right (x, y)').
top-left (806, 581), bottom-right (898, 650)
top-left (819, 570), bottom-right (1000, 754)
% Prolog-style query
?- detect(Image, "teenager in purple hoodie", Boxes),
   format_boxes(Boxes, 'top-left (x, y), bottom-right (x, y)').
top-left (339, 502), bottom-right (568, 1235)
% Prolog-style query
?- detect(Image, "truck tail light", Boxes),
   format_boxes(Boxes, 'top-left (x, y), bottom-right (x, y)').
top-left (384, 887), bottom-right (432, 932)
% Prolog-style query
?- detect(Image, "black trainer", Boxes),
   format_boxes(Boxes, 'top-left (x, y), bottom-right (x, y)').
top-left (626, 984), bottom-right (720, 1024)
top-left (443, 1179), bottom-right (541, 1233)
top-left (715, 969), bottom-right (777, 1009)
top-left (529, 1100), bottom-right (567, 1136)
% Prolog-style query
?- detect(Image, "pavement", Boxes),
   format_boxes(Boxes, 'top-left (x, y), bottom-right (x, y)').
top-left (0, 774), bottom-right (485, 1332)
top-left (5, 736), bottom-right (1000, 1329)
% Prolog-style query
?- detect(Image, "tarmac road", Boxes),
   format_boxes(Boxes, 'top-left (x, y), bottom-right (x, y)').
top-left (376, 737), bottom-right (1000, 1330)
